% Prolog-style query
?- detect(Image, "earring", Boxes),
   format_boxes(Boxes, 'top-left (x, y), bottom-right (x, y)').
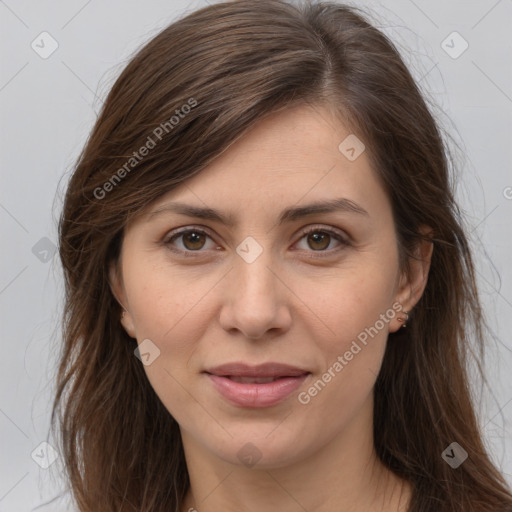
top-left (400, 311), bottom-right (409, 328)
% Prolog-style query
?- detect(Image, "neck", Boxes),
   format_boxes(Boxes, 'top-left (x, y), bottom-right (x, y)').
top-left (180, 397), bottom-right (411, 512)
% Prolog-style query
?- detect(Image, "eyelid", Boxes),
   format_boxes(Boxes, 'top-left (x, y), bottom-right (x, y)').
top-left (296, 224), bottom-right (351, 244)
top-left (163, 225), bottom-right (221, 254)
top-left (163, 224), bottom-right (217, 242)
top-left (163, 223), bottom-right (351, 256)
top-left (292, 224), bottom-right (351, 257)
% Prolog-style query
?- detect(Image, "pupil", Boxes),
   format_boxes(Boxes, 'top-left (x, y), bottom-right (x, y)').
top-left (185, 232), bottom-right (204, 249)
top-left (310, 232), bottom-right (329, 250)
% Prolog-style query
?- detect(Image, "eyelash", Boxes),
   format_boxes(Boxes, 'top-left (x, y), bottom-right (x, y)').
top-left (163, 225), bottom-right (351, 259)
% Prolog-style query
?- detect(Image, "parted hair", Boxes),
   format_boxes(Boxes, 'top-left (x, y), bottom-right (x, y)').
top-left (52, 1), bottom-right (512, 510)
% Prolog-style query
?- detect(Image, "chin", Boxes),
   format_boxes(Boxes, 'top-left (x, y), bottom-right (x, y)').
top-left (203, 427), bottom-right (316, 470)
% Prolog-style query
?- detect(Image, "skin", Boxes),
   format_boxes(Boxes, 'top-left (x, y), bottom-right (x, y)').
top-left (110, 104), bottom-right (433, 512)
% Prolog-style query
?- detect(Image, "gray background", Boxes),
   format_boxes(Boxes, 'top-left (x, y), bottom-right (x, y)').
top-left (1, 0), bottom-right (511, 510)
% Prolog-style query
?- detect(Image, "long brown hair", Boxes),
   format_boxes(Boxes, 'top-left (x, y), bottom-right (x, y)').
top-left (52, 1), bottom-right (512, 510)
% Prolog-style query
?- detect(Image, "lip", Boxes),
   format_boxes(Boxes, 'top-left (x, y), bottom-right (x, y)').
top-left (205, 362), bottom-right (310, 378)
top-left (204, 362), bottom-right (310, 408)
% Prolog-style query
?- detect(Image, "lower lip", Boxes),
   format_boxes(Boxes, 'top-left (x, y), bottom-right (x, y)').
top-left (206, 373), bottom-right (310, 408)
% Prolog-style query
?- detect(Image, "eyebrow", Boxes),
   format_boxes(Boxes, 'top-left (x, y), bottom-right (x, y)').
top-left (147, 197), bottom-right (369, 226)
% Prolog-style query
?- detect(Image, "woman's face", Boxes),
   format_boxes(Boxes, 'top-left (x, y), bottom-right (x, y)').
top-left (112, 104), bottom-right (420, 469)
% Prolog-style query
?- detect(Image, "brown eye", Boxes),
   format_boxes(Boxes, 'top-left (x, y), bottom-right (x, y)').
top-left (294, 226), bottom-right (350, 257)
top-left (307, 232), bottom-right (331, 251)
top-left (165, 228), bottom-right (216, 254)
top-left (181, 231), bottom-right (207, 250)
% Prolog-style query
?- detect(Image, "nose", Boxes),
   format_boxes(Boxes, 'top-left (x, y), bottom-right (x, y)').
top-left (218, 250), bottom-right (292, 340)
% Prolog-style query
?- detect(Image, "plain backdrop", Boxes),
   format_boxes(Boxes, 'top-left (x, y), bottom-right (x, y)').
top-left (1, 0), bottom-right (511, 510)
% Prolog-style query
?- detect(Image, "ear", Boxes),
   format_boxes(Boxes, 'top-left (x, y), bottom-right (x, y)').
top-left (389, 225), bottom-right (434, 333)
top-left (109, 261), bottom-right (137, 339)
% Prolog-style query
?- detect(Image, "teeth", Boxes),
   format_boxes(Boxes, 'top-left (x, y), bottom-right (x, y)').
top-left (228, 376), bottom-right (281, 383)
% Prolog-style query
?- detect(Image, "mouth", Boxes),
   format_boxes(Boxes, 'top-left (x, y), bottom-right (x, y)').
top-left (223, 375), bottom-right (293, 383)
top-left (203, 362), bottom-right (311, 407)
top-left (204, 362), bottom-right (310, 378)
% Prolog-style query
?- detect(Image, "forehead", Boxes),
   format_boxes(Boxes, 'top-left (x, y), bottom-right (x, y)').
top-left (138, 103), bottom-right (391, 227)
top-left (213, 104), bottom-right (352, 171)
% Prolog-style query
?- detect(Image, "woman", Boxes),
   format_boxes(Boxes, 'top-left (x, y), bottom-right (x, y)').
top-left (52, 0), bottom-right (512, 510)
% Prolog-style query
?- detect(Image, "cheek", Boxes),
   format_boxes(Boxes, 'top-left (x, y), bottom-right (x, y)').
top-left (124, 267), bottom-right (210, 424)
top-left (295, 254), bottom-right (398, 409)
top-left (299, 296), bottom-right (391, 426)
top-left (122, 261), bottom-right (225, 406)
top-left (125, 259), bottom-right (215, 344)
top-left (298, 253), bottom-right (398, 349)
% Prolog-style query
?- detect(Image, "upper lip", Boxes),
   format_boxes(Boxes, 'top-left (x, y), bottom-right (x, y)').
top-left (204, 362), bottom-right (310, 378)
